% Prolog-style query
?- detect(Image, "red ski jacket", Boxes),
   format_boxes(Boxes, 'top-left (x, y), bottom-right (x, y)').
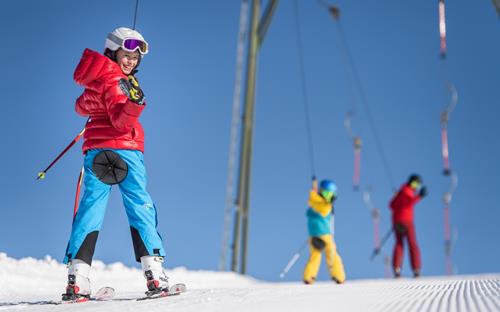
top-left (74, 49), bottom-right (145, 153)
top-left (389, 184), bottom-right (421, 223)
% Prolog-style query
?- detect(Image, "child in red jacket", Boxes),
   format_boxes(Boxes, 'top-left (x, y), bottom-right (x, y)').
top-left (390, 174), bottom-right (427, 278)
top-left (62, 27), bottom-right (168, 302)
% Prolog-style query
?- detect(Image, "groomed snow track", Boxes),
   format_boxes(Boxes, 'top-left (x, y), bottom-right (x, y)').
top-left (0, 253), bottom-right (498, 312)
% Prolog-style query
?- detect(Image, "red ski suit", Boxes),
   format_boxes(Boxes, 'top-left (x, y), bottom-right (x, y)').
top-left (390, 184), bottom-right (422, 272)
top-left (74, 48), bottom-right (146, 153)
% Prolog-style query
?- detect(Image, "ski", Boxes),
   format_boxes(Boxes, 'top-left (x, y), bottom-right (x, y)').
top-left (136, 283), bottom-right (187, 301)
top-left (0, 284), bottom-right (186, 306)
top-left (58, 286), bottom-right (115, 305)
top-left (2, 286), bottom-right (116, 306)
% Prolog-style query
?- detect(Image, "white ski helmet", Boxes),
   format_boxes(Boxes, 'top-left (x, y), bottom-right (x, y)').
top-left (104, 27), bottom-right (149, 55)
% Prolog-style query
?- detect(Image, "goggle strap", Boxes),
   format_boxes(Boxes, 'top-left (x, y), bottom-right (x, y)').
top-left (107, 33), bottom-right (123, 46)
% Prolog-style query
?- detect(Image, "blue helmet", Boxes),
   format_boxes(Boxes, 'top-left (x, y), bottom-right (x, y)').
top-left (319, 180), bottom-right (338, 198)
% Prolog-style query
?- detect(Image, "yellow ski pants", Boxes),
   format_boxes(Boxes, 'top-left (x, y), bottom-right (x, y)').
top-left (303, 234), bottom-right (345, 284)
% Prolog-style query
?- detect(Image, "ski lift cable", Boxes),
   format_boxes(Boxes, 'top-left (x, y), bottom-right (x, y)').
top-left (440, 73), bottom-right (458, 175)
top-left (439, 0), bottom-right (447, 58)
top-left (293, 0), bottom-right (317, 176)
top-left (343, 111), bottom-right (355, 140)
top-left (336, 18), bottom-right (395, 191)
top-left (437, 0), bottom-right (459, 275)
top-left (443, 172), bottom-right (458, 237)
top-left (443, 170), bottom-right (458, 275)
top-left (319, 2), bottom-right (363, 191)
top-left (345, 112), bottom-right (362, 190)
top-left (438, 0), bottom-right (459, 175)
top-left (362, 188), bottom-right (381, 250)
top-left (318, 1), bottom-right (396, 191)
top-left (132, 0), bottom-right (140, 30)
top-left (219, 0), bottom-right (250, 271)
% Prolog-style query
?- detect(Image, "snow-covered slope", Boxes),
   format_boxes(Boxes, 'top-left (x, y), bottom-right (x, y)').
top-left (0, 253), bottom-right (499, 312)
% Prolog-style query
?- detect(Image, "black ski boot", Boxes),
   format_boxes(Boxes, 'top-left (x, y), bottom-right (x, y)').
top-left (332, 276), bottom-right (344, 284)
top-left (413, 269), bottom-right (421, 278)
top-left (394, 267), bottom-right (402, 278)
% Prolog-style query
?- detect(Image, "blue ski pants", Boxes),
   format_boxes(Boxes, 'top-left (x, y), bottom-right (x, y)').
top-left (63, 149), bottom-right (165, 265)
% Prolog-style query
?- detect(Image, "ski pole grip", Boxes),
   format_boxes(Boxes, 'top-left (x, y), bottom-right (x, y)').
top-left (312, 176), bottom-right (318, 191)
top-left (37, 171), bottom-right (46, 180)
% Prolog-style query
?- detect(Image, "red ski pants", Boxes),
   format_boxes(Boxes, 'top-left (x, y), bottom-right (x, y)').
top-left (392, 221), bottom-right (421, 272)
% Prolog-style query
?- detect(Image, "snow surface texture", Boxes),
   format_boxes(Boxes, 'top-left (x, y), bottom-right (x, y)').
top-left (0, 252), bottom-right (499, 312)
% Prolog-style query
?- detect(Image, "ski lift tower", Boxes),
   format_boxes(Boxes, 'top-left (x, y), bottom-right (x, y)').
top-left (231, 0), bottom-right (279, 274)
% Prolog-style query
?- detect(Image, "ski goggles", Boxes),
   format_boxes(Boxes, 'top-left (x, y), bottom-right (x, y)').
top-left (108, 33), bottom-right (149, 55)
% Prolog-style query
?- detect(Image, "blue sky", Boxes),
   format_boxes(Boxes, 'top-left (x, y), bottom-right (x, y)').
top-left (0, 0), bottom-right (499, 282)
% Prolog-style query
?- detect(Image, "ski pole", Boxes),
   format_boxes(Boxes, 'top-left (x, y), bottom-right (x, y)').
top-left (37, 128), bottom-right (86, 180)
top-left (280, 240), bottom-right (308, 278)
top-left (72, 166), bottom-right (85, 222)
top-left (370, 227), bottom-right (393, 261)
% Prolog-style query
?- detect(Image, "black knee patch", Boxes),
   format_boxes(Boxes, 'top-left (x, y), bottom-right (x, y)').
top-left (131, 226), bottom-right (150, 262)
top-left (311, 237), bottom-right (326, 251)
top-left (74, 231), bottom-right (99, 265)
top-left (92, 150), bottom-right (128, 185)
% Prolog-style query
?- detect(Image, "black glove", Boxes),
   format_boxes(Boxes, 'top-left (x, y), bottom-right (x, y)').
top-left (419, 186), bottom-right (427, 198)
top-left (120, 75), bottom-right (145, 105)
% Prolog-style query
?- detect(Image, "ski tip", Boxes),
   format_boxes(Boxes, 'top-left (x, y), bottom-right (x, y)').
top-left (169, 283), bottom-right (187, 294)
top-left (94, 286), bottom-right (116, 300)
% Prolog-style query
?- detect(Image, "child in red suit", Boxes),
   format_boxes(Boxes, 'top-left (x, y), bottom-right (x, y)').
top-left (390, 174), bottom-right (427, 278)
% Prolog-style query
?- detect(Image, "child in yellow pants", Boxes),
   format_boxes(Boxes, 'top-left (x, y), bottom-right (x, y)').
top-left (303, 179), bottom-right (346, 284)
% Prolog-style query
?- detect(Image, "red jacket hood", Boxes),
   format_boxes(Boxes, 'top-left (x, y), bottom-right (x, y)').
top-left (73, 48), bottom-right (145, 153)
top-left (74, 49), bottom-right (123, 87)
